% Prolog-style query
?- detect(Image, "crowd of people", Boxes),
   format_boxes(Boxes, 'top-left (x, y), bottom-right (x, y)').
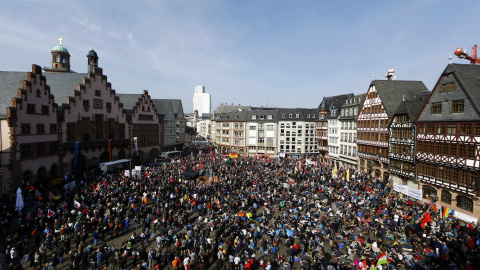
top-left (1, 149), bottom-right (480, 270)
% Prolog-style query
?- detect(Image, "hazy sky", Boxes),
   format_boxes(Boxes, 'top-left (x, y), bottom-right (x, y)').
top-left (1, 0), bottom-right (479, 113)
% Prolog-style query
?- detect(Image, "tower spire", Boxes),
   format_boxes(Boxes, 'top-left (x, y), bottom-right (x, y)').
top-left (58, 36), bottom-right (64, 46)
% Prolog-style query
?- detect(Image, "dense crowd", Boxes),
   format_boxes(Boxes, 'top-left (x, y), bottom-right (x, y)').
top-left (1, 150), bottom-right (480, 270)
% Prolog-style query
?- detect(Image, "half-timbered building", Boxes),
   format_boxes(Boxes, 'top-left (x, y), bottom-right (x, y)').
top-left (416, 64), bottom-right (480, 221)
top-left (357, 77), bottom-right (428, 181)
top-left (387, 95), bottom-right (428, 191)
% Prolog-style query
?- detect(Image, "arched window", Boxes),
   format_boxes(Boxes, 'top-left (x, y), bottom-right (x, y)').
top-left (422, 186), bottom-right (437, 200)
top-left (457, 195), bottom-right (473, 212)
top-left (441, 190), bottom-right (451, 204)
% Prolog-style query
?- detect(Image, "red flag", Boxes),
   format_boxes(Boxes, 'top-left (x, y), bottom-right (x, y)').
top-left (424, 212), bottom-right (432, 223)
top-left (469, 223), bottom-right (474, 232)
top-left (199, 162), bottom-right (203, 170)
top-left (47, 209), bottom-right (55, 218)
top-left (48, 192), bottom-right (55, 201)
top-left (37, 208), bottom-right (42, 217)
top-left (362, 258), bottom-right (367, 270)
top-left (357, 237), bottom-right (365, 244)
top-left (420, 218), bottom-right (426, 229)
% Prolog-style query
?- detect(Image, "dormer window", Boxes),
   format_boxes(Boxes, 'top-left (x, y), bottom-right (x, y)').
top-left (289, 114), bottom-right (292, 118)
top-left (282, 114), bottom-right (286, 118)
top-left (296, 114), bottom-right (300, 118)
top-left (268, 115), bottom-right (272, 120)
top-left (252, 115), bottom-right (257, 120)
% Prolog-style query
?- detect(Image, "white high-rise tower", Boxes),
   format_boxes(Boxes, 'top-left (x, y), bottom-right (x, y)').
top-left (193, 84), bottom-right (211, 116)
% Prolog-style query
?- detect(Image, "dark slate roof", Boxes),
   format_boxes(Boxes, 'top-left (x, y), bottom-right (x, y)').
top-left (246, 109), bottom-right (279, 122)
top-left (151, 99), bottom-right (176, 120)
top-left (0, 71), bottom-right (26, 117)
top-left (215, 110), bottom-right (249, 121)
top-left (317, 94), bottom-right (354, 112)
top-left (392, 99), bottom-right (427, 122)
top-left (339, 93), bottom-right (365, 120)
top-left (214, 104), bottom-right (252, 114)
top-left (117, 94), bottom-right (142, 110)
top-left (372, 80), bottom-right (428, 117)
top-left (155, 99), bottom-right (184, 120)
top-left (277, 108), bottom-right (318, 121)
top-left (43, 72), bottom-right (88, 107)
top-left (448, 64), bottom-right (480, 113)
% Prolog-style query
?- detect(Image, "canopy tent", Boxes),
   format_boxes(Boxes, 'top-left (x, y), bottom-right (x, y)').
top-left (15, 188), bottom-right (24, 212)
top-left (99, 159), bottom-right (131, 172)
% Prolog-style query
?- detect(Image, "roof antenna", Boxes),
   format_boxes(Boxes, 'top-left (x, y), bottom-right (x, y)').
top-left (449, 55), bottom-right (452, 64)
top-left (403, 95), bottom-right (405, 101)
top-left (372, 73), bottom-right (375, 81)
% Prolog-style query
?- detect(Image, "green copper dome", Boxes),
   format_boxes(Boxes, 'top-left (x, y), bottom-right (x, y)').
top-left (52, 45), bottom-right (69, 54)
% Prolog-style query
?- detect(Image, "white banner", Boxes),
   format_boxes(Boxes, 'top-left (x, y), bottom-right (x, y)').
top-left (135, 166), bottom-right (142, 171)
top-left (124, 170), bottom-right (130, 177)
top-left (454, 211), bottom-right (478, 224)
top-left (407, 187), bottom-right (423, 201)
top-left (131, 169), bottom-right (137, 176)
top-left (393, 182), bottom-right (422, 200)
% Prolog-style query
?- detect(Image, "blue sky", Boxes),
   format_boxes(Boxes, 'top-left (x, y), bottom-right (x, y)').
top-left (1, 0), bottom-right (479, 113)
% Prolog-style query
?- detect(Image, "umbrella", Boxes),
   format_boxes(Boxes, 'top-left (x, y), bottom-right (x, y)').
top-left (286, 229), bottom-right (294, 237)
top-left (15, 188), bottom-right (24, 212)
top-left (238, 212), bottom-right (245, 217)
top-left (246, 212), bottom-right (253, 218)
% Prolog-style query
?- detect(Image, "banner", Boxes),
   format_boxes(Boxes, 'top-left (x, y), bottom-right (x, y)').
top-left (73, 142), bottom-right (80, 168)
top-left (64, 181), bottom-right (76, 192)
top-left (108, 140), bottom-right (112, 161)
top-left (133, 137), bottom-right (138, 155)
top-left (124, 170), bottom-right (130, 177)
top-left (454, 211), bottom-right (478, 224)
top-left (393, 182), bottom-right (422, 200)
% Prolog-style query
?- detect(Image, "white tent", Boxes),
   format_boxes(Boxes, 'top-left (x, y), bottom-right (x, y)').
top-left (15, 188), bottom-right (24, 212)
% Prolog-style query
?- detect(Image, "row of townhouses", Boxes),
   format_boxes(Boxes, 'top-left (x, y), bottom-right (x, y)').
top-left (199, 64), bottom-right (480, 223)
top-left (0, 40), bottom-right (186, 193)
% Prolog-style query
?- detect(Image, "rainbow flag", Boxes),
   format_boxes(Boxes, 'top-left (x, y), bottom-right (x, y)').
top-left (443, 207), bottom-right (454, 218)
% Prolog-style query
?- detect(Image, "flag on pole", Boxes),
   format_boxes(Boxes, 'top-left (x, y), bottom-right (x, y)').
top-left (74, 200), bottom-right (81, 209)
top-left (424, 212), bottom-right (432, 223)
top-left (48, 191), bottom-right (55, 201)
top-left (332, 163), bottom-right (337, 179)
top-left (199, 162), bottom-right (203, 170)
top-left (347, 168), bottom-right (350, 182)
top-left (35, 190), bottom-right (41, 198)
top-left (377, 251), bottom-right (388, 265)
top-left (362, 258), bottom-right (367, 270)
top-left (47, 209), bottom-right (55, 218)
top-left (37, 208), bottom-right (42, 217)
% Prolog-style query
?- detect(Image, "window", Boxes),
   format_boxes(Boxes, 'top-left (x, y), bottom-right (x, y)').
top-left (441, 190), bottom-right (451, 204)
top-left (21, 124), bottom-right (31, 135)
top-left (296, 114), bottom-right (300, 118)
top-left (41, 106), bottom-right (49, 115)
top-left (289, 114), bottom-right (292, 118)
top-left (252, 115), bottom-right (256, 120)
top-left (66, 123), bottom-right (76, 141)
top-left (50, 141), bottom-right (57, 155)
top-left (83, 99), bottom-right (90, 107)
top-left (20, 144), bottom-right (31, 159)
top-left (431, 103), bottom-right (442, 114)
top-left (422, 186), bottom-right (437, 200)
top-left (119, 124), bottom-right (125, 139)
top-left (258, 137), bottom-right (264, 144)
top-left (282, 114), bottom-right (286, 118)
top-left (37, 143), bottom-right (45, 157)
top-left (95, 90), bottom-right (101, 97)
top-left (418, 124), bottom-right (425, 134)
top-left (452, 100), bottom-right (464, 113)
top-left (460, 124), bottom-right (471, 135)
top-left (441, 84), bottom-right (447, 92)
top-left (467, 145), bottom-right (475, 159)
top-left (27, 104), bottom-right (35, 114)
top-left (267, 115), bottom-right (272, 120)
top-left (427, 124), bottom-right (435, 134)
top-left (436, 124), bottom-right (444, 135)
top-left (81, 117), bottom-right (90, 134)
top-left (95, 114), bottom-right (103, 139)
top-left (106, 102), bottom-right (112, 109)
top-left (447, 124), bottom-right (456, 135)
top-left (457, 195), bottom-right (473, 212)
top-left (267, 125), bottom-right (273, 131)
top-left (449, 82), bottom-right (455, 91)
top-left (249, 125), bottom-right (256, 130)
top-left (36, 124), bottom-right (45, 134)
top-left (460, 170), bottom-right (468, 187)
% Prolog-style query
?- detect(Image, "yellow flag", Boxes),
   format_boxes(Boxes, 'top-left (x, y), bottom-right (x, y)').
top-left (332, 163), bottom-right (337, 179)
top-left (347, 169), bottom-right (350, 182)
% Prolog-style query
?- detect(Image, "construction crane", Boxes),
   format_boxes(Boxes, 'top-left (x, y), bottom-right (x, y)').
top-left (454, 44), bottom-right (480, 65)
